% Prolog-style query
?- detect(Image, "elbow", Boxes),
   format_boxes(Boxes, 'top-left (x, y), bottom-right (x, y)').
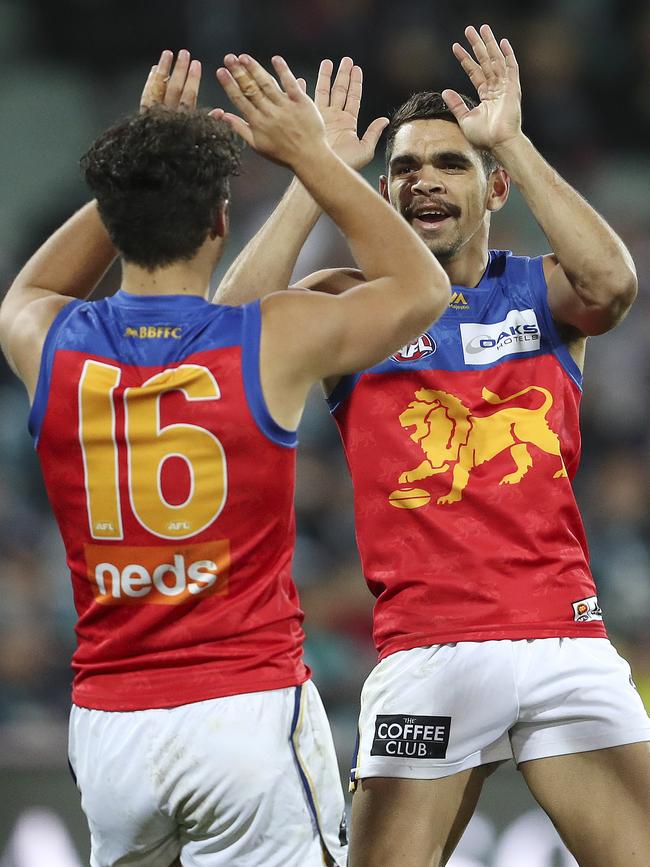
top-left (601, 269), bottom-right (638, 330)
top-left (414, 271), bottom-right (452, 325)
top-left (608, 259), bottom-right (638, 309)
top-left (573, 265), bottom-right (638, 335)
top-left (617, 269), bottom-right (638, 310)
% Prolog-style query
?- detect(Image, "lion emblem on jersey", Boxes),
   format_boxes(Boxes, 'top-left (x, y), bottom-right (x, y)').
top-left (391, 386), bottom-right (567, 507)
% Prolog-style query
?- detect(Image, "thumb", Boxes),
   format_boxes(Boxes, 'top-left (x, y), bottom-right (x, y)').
top-left (210, 109), bottom-right (253, 146)
top-left (441, 89), bottom-right (471, 123)
top-left (361, 116), bottom-right (390, 152)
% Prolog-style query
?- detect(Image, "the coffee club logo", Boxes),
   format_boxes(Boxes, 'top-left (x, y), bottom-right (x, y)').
top-left (370, 714), bottom-right (451, 758)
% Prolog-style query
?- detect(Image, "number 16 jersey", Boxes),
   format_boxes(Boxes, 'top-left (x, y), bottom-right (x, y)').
top-left (30, 291), bottom-right (308, 711)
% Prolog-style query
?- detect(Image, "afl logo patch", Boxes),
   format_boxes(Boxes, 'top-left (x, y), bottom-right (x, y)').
top-left (391, 333), bottom-right (436, 363)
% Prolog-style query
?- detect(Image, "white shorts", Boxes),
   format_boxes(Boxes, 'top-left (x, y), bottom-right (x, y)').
top-left (68, 681), bottom-right (347, 866)
top-left (352, 638), bottom-right (650, 784)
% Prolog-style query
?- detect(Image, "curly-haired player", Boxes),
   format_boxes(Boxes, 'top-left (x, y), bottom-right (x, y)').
top-left (215, 27), bottom-right (650, 867)
top-left (0, 50), bottom-right (450, 866)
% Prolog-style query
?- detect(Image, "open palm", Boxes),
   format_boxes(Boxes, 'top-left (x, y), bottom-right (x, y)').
top-left (313, 57), bottom-right (388, 170)
top-left (442, 24), bottom-right (522, 151)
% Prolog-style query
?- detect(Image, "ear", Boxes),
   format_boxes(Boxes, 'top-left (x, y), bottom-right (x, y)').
top-left (210, 200), bottom-right (229, 239)
top-left (379, 175), bottom-right (390, 202)
top-left (486, 168), bottom-right (510, 213)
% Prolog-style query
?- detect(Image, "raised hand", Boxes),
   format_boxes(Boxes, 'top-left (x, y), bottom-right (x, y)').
top-left (442, 24), bottom-right (522, 152)
top-left (214, 54), bottom-right (327, 168)
top-left (140, 48), bottom-right (202, 112)
top-left (313, 58), bottom-right (388, 170)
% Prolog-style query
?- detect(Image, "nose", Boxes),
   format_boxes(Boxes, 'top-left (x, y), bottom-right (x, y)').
top-left (411, 168), bottom-right (446, 196)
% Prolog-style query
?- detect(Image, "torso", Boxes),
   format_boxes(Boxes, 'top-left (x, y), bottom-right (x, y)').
top-left (329, 250), bottom-right (605, 658)
top-left (32, 292), bottom-right (308, 710)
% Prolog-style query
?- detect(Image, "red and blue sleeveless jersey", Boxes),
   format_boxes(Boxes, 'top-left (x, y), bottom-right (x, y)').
top-left (328, 251), bottom-right (606, 659)
top-left (29, 290), bottom-right (308, 711)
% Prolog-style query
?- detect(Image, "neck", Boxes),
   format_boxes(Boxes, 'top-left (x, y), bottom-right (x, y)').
top-left (438, 220), bottom-right (491, 288)
top-left (121, 258), bottom-right (212, 299)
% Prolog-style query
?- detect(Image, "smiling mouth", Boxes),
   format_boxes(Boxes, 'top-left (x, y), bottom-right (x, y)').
top-left (412, 211), bottom-right (453, 230)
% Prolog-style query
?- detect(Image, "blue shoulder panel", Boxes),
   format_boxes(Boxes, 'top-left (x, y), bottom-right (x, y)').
top-left (239, 300), bottom-right (297, 448)
top-left (29, 291), bottom-right (297, 449)
top-left (55, 291), bottom-right (244, 366)
top-left (326, 373), bottom-right (361, 413)
top-left (325, 250), bottom-right (583, 414)
top-left (505, 254), bottom-right (583, 388)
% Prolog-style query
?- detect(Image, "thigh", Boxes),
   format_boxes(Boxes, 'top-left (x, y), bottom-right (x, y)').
top-left (511, 638), bottom-right (650, 765)
top-left (179, 681), bottom-right (347, 867)
top-left (352, 643), bottom-right (515, 787)
top-left (349, 764), bottom-right (496, 867)
top-left (521, 742), bottom-right (650, 867)
top-left (69, 705), bottom-right (180, 867)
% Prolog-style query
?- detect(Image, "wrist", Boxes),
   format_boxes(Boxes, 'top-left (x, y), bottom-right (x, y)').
top-left (491, 132), bottom-right (533, 171)
top-left (291, 144), bottom-right (344, 190)
top-left (289, 140), bottom-right (333, 175)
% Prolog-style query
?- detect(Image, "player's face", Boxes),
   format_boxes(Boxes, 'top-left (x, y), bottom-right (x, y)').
top-left (382, 120), bottom-right (492, 260)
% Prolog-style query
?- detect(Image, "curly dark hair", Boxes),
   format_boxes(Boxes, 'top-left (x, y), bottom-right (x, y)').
top-left (81, 106), bottom-right (243, 270)
top-left (384, 92), bottom-right (498, 177)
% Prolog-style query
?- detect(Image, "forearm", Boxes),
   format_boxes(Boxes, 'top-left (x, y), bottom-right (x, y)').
top-left (493, 134), bottom-right (637, 303)
top-left (296, 147), bottom-right (444, 296)
top-left (214, 178), bottom-right (321, 305)
top-left (9, 201), bottom-right (115, 301)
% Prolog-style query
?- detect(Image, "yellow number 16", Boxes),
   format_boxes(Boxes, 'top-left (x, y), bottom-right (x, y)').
top-left (79, 361), bottom-right (227, 541)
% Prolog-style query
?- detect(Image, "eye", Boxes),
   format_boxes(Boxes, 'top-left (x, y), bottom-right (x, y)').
top-left (393, 163), bottom-right (417, 176)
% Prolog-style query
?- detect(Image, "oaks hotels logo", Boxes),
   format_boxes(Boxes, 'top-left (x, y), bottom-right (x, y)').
top-left (84, 541), bottom-right (230, 605)
top-left (460, 309), bottom-right (541, 365)
top-left (124, 325), bottom-right (182, 339)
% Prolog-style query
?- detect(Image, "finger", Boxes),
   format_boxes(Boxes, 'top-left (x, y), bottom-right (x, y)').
top-left (214, 110), bottom-right (254, 146)
top-left (216, 66), bottom-right (261, 123)
top-left (165, 48), bottom-right (191, 108)
top-left (179, 59), bottom-right (202, 110)
top-left (270, 55), bottom-right (304, 101)
top-left (223, 55), bottom-right (267, 110)
top-left (140, 65), bottom-right (159, 109)
top-left (452, 42), bottom-right (487, 92)
top-left (140, 49), bottom-right (173, 109)
top-left (156, 49), bottom-right (173, 80)
top-left (500, 37), bottom-right (519, 75)
top-left (361, 116), bottom-right (389, 151)
top-left (238, 53), bottom-right (283, 104)
top-left (297, 77), bottom-right (307, 93)
top-left (479, 24), bottom-right (506, 73)
top-left (441, 89), bottom-right (472, 123)
top-left (330, 56), bottom-right (353, 110)
top-left (464, 25), bottom-right (494, 81)
top-left (344, 64), bottom-right (363, 118)
top-left (314, 59), bottom-right (333, 109)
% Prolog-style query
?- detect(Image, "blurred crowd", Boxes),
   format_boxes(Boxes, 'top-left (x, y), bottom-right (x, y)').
top-left (1, 0), bottom-right (649, 776)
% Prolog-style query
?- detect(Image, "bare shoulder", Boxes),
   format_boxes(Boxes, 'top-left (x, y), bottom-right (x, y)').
top-left (0, 291), bottom-right (75, 396)
top-left (292, 267), bottom-right (366, 295)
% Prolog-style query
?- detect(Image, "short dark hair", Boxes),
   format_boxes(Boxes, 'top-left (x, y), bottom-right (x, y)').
top-left (81, 107), bottom-right (243, 270)
top-left (384, 91), bottom-right (498, 176)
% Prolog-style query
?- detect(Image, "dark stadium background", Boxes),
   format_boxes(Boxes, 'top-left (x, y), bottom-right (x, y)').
top-left (1, 1), bottom-right (649, 863)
